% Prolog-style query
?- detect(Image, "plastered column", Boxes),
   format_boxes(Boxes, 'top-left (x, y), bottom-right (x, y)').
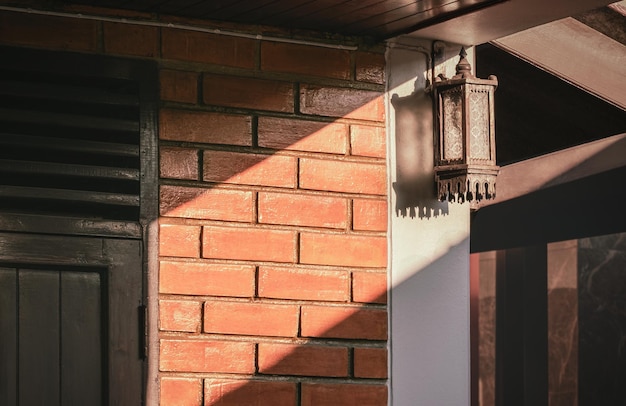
top-left (386, 37), bottom-right (472, 405)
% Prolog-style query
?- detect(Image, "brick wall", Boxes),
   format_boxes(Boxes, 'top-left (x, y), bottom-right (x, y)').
top-left (1, 7), bottom-right (388, 405)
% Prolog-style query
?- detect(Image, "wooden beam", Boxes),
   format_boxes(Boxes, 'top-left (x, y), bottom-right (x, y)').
top-left (481, 132), bottom-right (626, 207)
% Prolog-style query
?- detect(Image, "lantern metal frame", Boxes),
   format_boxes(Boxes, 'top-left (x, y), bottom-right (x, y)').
top-left (432, 47), bottom-right (499, 209)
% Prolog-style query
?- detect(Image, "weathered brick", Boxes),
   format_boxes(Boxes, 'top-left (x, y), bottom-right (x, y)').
top-left (160, 109), bottom-right (252, 146)
top-left (160, 147), bottom-right (198, 180)
top-left (300, 305), bottom-right (388, 340)
top-left (204, 301), bottom-right (299, 337)
top-left (261, 42), bottom-right (350, 80)
top-left (203, 74), bottom-right (294, 113)
top-left (160, 185), bottom-right (254, 222)
top-left (300, 85), bottom-right (384, 121)
top-left (160, 70), bottom-right (198, 104)
top-left (159, 224), bottom-right (200, 258)
top-left (258, 343), bottom-right (349, 377)
top-left (162, 28), bottom-right (256, 68)
top-left (354, 347), bottom-right (388, 379)
top-left (205, 379), bottom-right (297, 406)
top-left (258, 192), bottom-right (347, 229)
top-left (159, 260), bottom-right (255, 297)
top-left (300, 233), bottom-right (387, 268)
top-left (301, 383), bottom-right (388, 406)
top-left (203, 151), bottom-right (296, 188)
top-left (353, 199), bottom-right (387, 232)
top-left (160, 339), bottom-right (255, 373)
top-left (202, 226), bottom-right (297, 263)
top-left (160, 377), bottom-right (202, 406)
top-left (350, 125), bottom-right (386, 158)
top-left (159, 299), bottom-right (201, 333)
top-left (0, 12), bottom-right (97, 51)
top-left (103, 22), bottom-right (158, 57)
top-left (352, 272), bottom-right (387, 304)
top-left (257, 117), bottom-right (348, 154)
top-left (299, 158), bottom-right (386, 195)
top-left (356, 52), bottom-right (385, 85)
top-left (258, 267), bottom-right (349, 301)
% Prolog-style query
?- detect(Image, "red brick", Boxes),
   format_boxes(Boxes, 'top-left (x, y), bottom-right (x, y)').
top-left (159, 260), bottom-right (255, 297)
top-left (301, 383), bottom-right (388, 406)
top-left (160, 339), bottom-right (255, 373)
top-left (205, 379), bottom-right (297, 406)
top-left (204, 301), bottom-right (299, 337)
top-left (202, 226), bottom-right (296, 263)
top-left (203, 151), bottom-right (296, 188)
top-left (300, 233), bottom-right (387, 268)
top-left (261, 42), bottom-right (350, 80)
top-left (258, 267), bottom-right (349, 301)
top-left (160, 185), bottom-right (254, 222)
top-left (160, 70), bottom-right (198, 104)
top-left (162, 28), bottom-right (255, 68)
top-left (353, 199), bottom-right (387, 231)
top-left (203, 74), bottom-right (294, 113)
top-left (354, 347), bottom-right (388, 379)
top-left (103, 22), bottom-right (158, 57)
top-left (300, 305), bottom-right (387, 340)
top-left (299, 85), bottom-right (384, 121)
top-left (356, 52), bottom-right (385, 85)
top-left (299, 158), bottom-right (386, 195)
top-left (258, 343), bottom-right (348, 377)
top-left (258, 192), bottom-right (347, 229)
top-left (160, 147), bottom-right (198, 180)
top-left (352, 272), bottom-right (387, 304)
top-left (257, 117), bottom-right (348, 154)
top-left (159, 299), bottom-right (201, 333)
top-left (160, 109), bottom-right (251, 146)
top-left (350, 125), bottom-right (386, 158)
top-left (0, 12), bottom-right (97, 51)
top-left (160, 224), bottom-right (200, 258)
top-left (161, 377), bottom-right (202, 406)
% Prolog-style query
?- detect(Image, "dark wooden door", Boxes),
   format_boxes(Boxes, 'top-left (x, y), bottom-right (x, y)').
top-left (0, 46), bottom-right (157, 405)
top-left (0, 233), bottom-right (143, 406)
top-left (0, 233), bottom-right (144, 405)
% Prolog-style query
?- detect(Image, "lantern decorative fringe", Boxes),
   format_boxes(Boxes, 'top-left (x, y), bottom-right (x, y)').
top-left (432, 47), bottom-right (499, 210)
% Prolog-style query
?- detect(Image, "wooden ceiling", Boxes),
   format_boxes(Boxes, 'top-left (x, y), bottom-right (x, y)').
top-left (64, 0), bottom-right (505, 39)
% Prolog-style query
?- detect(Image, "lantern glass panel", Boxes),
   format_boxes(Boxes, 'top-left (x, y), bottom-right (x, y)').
top-left (469, 86), bottom-right (491, 160)
top-left (441, 88), bottom-right (464, 161)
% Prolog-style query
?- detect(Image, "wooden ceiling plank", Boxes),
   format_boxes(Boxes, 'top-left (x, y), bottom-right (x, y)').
top-left (254, 0), bottom-right (338, 28)
top-left (342, 0), bottom-right (458, 33)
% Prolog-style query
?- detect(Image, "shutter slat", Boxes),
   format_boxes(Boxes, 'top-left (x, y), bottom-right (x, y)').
top-left (0, 133), bottom-right (139, 157)
top-left (0, 108), bottom-right (139, 132)
top-left (0, 80), bottom-right (139, 107)
top-left (0, 186), bottom-right (140, 207)
top-left (0, 160), bottom-right (139, 181)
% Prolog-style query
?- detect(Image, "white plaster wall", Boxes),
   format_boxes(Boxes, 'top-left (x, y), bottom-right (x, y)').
top-left (386, 37), bottom-right (472, 405)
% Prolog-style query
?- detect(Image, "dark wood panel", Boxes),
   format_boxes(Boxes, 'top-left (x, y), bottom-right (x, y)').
top-left (0, 233), bottom-right (105, 265)
top-left (61, 271), bottom-right (103, 405)
top-left (0, 133), bottom-right (139, 157)
top-left (0, 213), bottom-right (142, 238)
top-left (0, 268), bottom-right (17, 406)
top-left (105, 239), bottom-right (144, 405)
top-left (19, 269), bottom-right (61, 406)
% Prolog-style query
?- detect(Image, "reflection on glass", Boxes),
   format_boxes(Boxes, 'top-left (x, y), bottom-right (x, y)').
top-left (547, 240), bottom-right (578, 406)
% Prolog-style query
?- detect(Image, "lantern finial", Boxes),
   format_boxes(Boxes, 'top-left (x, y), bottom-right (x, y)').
top-left (455, 47), bottom-right (473, 78)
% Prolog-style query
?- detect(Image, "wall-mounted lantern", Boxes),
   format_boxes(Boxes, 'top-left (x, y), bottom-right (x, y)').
top-left (432, 47), bottom-right (499, 210)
